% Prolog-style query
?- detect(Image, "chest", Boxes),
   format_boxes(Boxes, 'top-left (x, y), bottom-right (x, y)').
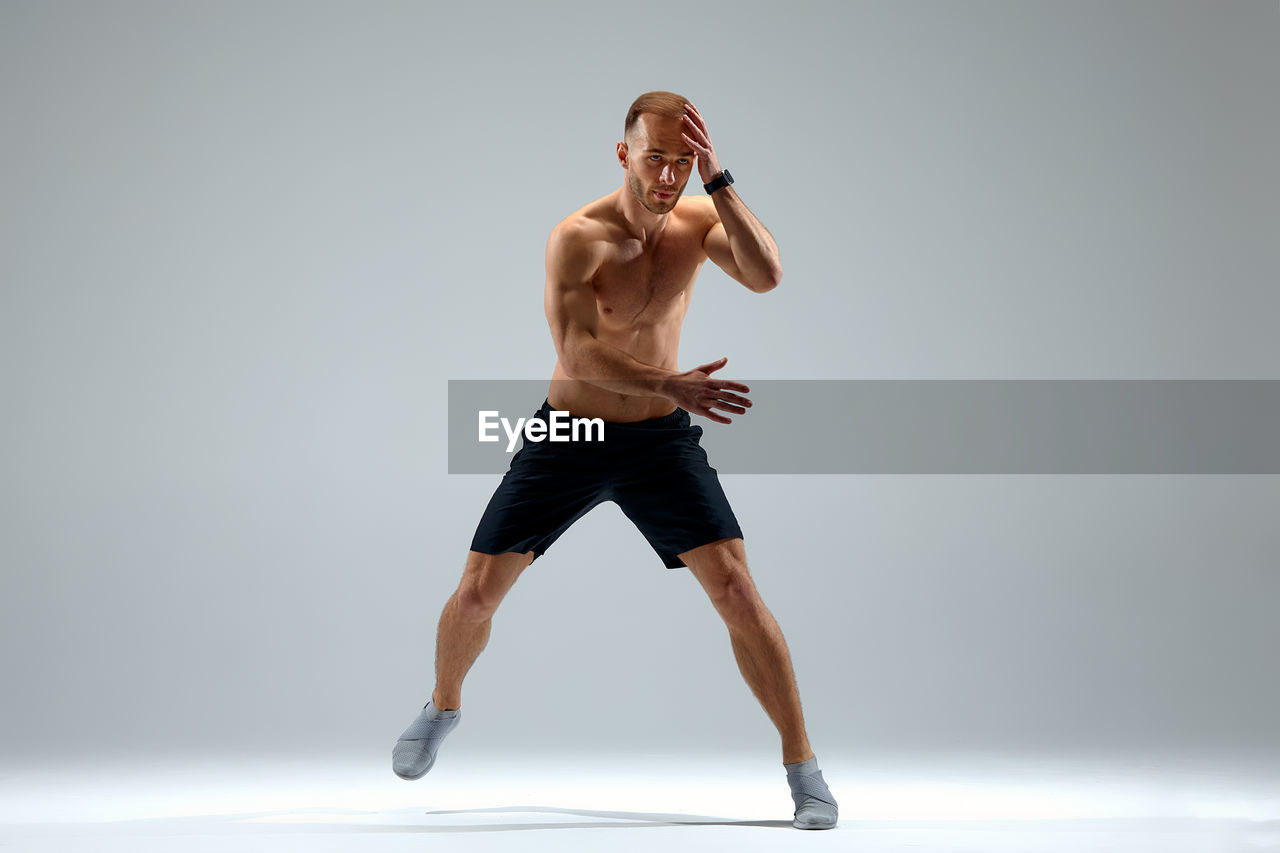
top-left (593, 230), bottom-right (706, 323)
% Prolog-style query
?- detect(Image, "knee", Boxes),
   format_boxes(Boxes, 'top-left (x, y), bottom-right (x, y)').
top-left (452, 551), bottom-right (530, 621)
top-left (453, 580), bottom-right (502, 622)
top-left (709, 571), bottom-right (764, 624)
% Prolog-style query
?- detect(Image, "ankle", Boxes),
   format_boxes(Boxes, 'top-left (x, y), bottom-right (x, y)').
top-left (431, 689), bottom-right (461, 711)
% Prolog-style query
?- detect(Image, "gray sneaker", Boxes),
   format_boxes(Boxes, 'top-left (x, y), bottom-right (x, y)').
top-left (786, 759), bottom-right (838, 829)
top-left (392, 700), bottom-right (461, 780)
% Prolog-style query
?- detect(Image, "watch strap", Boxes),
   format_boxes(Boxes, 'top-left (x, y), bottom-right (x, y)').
top-left (704, 169), bottom-right (733, 194)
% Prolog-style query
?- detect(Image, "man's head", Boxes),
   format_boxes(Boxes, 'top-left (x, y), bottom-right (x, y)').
top-left (618, 90), bottom-right (695, 214)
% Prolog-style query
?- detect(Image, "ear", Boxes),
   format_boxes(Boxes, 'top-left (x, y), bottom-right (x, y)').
top-left (616, 141), bottom-right (628, 169)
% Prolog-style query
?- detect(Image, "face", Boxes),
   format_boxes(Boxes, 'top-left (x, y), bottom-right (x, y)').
top-left (620, 112), bottom-right (695, 214)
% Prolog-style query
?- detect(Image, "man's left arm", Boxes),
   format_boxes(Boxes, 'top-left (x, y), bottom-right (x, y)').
top-left (681, 102), bottom-right (782, 293)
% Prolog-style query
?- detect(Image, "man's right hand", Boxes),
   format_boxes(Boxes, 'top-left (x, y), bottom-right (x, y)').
top-left (662, 357), bottom-right (752, 424)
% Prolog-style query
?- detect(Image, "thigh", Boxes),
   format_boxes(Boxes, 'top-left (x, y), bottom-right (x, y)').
top-left (680, 536), bottom-right (749, 582)
top-left (470, 439), bottom-right (613, 563)
top-left (610, 447), bottom-right (744, 569)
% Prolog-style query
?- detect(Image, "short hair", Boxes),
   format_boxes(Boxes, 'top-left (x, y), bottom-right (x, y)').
top-left (624, 90), bottom-right (690, 142)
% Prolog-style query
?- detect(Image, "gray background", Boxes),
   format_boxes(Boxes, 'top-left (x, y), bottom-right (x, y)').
top-left (2, 0), bottom-right (1277, 766)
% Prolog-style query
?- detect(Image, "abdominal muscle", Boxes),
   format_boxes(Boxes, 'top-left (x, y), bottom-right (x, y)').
top-left (546, 320), bottom-right (683, 422)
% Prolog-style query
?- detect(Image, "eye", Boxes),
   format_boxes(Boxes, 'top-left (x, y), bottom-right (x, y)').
top-left (649, 155), bottom-right (661, 161)
top-left (678, 159), bottom-right (689, 165)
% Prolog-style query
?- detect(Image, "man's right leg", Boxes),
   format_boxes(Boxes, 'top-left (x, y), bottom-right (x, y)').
top-left (432, 548), bottom-right (536, 710)
top-left (393, 549), bottom-right (535, 780)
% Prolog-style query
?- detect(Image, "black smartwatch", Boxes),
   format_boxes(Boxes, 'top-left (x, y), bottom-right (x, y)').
top-left (703, 169), bottom-right (734, 195)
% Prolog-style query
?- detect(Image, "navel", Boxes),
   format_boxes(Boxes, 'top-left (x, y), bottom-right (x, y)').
top-left (602, 307), bottom-right (613, 314)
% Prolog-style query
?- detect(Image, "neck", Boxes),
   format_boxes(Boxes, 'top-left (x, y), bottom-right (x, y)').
top-left (615, 186), bottom-right (670, 243)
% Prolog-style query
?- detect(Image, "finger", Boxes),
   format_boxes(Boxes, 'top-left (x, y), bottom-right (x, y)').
top-left (709, 399), bottom-right (747, 416)
top-left (681, 112), bottom-right (708, 138)
top-left (694, 357), bottom-right (728, 374)
top-left (711, 390), bottom-right (752, 408)
top-left (695, 407), bottom-right (733, 425)
top-left (710, 381), bottom-right (751, 396)
top-left (682, 107), bottom-right (710, 142)
top-left (680, 130), bottom-right (708, 154)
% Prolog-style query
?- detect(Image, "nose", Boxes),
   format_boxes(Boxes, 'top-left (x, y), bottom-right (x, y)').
top-left (659, 164), bottom-right (676, 185)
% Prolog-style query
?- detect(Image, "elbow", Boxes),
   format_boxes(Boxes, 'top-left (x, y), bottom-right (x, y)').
top-left (558, 348), bottom-right (582, 378)
top-left (557, 335), bottom-right (592, 377)
top-left (755, 267), bottom-right (782, 293)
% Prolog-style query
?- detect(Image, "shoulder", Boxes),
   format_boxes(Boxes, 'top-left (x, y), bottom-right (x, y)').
top-left (678, 194), bottom-right (719, 243)
top-left (679, 193), bottom-right (717, 223)
top-left (546, 209), bottom-right (608, 280)
top-left (681, 193), bottom-right (715, 215)
top-left (546, 195), bottom-right (620, 264)
top-left (551, 194), bottom-right (617, 244)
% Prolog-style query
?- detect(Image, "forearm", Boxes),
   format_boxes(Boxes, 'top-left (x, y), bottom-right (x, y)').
top-left (712, 185), bottom-right (782, 289)
top-left (566, 337), bottom-right (678, 400)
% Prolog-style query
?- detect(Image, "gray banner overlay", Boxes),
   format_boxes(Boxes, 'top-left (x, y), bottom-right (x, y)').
top-left (447, 380), bottom-right (1279, 474)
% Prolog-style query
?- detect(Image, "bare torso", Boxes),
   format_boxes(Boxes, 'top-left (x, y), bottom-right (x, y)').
top-left (547, 188), bottom-right (714, 422)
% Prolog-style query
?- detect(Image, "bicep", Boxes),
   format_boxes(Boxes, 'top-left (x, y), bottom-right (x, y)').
top-left (543, 225), bottom-right (599, 370)
top-left (701, 211), bottom-right (746, 285)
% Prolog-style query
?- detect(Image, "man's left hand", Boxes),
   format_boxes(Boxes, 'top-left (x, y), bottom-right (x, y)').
top-left (681, 103), bottom-right (724, 185)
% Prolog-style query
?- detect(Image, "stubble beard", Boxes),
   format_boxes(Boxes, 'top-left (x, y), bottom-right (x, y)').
top-left (628, 171), bottom-right (679, 214)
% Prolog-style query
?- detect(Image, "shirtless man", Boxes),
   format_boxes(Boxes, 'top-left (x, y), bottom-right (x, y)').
top-left (392, 91), bottom-right (838, 830)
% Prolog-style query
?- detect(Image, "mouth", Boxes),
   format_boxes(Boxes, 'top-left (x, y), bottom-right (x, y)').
top-left (654, 190), bottom-right (674, 200)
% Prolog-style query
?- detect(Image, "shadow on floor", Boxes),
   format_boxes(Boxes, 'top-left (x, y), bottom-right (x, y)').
top-left (1, 804), bottom-right (798, 839)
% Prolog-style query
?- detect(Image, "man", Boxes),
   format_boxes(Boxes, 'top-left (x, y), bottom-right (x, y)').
top-left (392, 91), bottom-right (838, 830)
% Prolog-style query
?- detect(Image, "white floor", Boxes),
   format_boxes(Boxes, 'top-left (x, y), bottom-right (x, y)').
top-left (2, 750), bottom-right (1277, 852)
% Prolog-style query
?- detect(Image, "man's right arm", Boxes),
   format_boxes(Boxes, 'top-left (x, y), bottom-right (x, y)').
top-left (543, 221), bottom-right (753, 422)
top-left (543, 221), bottom-right (676, 399)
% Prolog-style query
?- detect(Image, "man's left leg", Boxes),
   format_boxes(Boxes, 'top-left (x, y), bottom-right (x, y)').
top-left (680, 537), bottom-right (838, 829)
top-left (681, 537), bottom-right (811, 762)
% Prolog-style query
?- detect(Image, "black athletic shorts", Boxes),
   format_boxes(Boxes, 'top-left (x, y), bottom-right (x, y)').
top-left (470, 398), bottom-right (743, 569)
